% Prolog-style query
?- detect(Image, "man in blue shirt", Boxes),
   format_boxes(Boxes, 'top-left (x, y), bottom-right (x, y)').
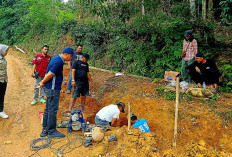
top-left (38, 47), bottom-right (74, 139)
top-left (66, 44), bottom-right (83, 94)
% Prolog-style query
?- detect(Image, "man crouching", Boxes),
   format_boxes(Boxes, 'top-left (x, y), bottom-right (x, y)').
top-left (95, 102), bottom-right (125, 127)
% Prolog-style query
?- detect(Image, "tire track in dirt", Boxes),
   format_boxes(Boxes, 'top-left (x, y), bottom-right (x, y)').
top-left (0, 49), bottom-right (45, 157)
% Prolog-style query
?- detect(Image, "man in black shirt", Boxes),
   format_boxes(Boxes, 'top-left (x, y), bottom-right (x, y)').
top-left (67, 44), bottom-right (83, 94)
top-left (187, 52), bottom-right (220, 91)
top-left (69, 53), bottom-right (91, 111)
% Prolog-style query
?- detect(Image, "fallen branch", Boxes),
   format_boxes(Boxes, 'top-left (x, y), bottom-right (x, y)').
top-left (15, 46), bottom-right (26, 54)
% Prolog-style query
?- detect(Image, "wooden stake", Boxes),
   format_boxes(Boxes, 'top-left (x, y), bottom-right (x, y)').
top-left (173, 76), bottom-right (180, 147)
top-left (128, 103), bottom-right (132, 134)
top-left (15, 46), bottom-right (26, 54)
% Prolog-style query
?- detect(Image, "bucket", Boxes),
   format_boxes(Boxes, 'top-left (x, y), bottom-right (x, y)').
top-left (132, 119), bottom-right (150, 133)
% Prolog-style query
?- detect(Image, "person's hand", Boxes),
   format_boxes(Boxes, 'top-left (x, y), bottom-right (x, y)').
top-left (31, 72), bottom-right (35, 78)
top-left (182, 51), bottom-right (186, 58)
top-left (195, 66), bottom-right (201, 74)
top-left (71, 80), bottom-right (76, 86)
top-left (38, 82), bottom-right (45, 88)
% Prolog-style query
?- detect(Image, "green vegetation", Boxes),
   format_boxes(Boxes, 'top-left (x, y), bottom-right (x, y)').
top-left (0, 0), bottom-right (231, 90)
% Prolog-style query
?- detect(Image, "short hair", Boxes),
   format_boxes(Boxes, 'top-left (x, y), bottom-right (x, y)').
top-left (42, 45), bottom-right (49, 49)
top-left (76, 44), bottom-right (83, 48)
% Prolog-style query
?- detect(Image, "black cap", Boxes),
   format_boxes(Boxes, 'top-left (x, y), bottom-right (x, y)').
top-left (82, 53), bottom-right (90, 60)
top-left (196, 51), bottom-right (204, 57)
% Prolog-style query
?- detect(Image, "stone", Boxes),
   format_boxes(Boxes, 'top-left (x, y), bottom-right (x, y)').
top-left (186, 88), bottom-right (214, 98)
top-left (3, 140), bottom-right (12, 144)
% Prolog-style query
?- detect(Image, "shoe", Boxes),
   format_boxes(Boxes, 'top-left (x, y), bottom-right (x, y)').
top-left (48, 131), bottom-right (65, 139)
top-left (39, 98), bottom-right (46, 103)
top-left (66, 90), bottom-right (71, 94)
top-left (40, 129), bottom-right (48, 137)
top-left (0, 112), bottom-right (8, 119)
top-left (31, 100), bottom-right (38, 105)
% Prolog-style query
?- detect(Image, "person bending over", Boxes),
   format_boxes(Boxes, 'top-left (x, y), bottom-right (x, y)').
top-left (95, 102), bottom-right (125, 127)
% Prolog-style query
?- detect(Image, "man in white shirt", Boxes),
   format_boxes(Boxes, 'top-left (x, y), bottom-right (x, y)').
top-left (95, 102), bottom-right (125, 127)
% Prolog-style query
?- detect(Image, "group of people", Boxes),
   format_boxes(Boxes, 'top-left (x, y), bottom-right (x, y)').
top-left (0, 30), bottom-right (221, 137)
top-left (181, 30), bottom-right (220, 91)
top-left (31, 44), bottom-right (125, 138)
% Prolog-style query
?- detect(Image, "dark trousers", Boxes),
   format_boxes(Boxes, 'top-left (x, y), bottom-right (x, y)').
top-left (42, 88), bottom-right (60, 134)
top-left (0, 82), bottom-right (7, 112)
top-left (189, 69), bottom-right (219, 85)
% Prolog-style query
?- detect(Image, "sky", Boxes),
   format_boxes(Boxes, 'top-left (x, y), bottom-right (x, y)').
top-left (63, 0), bottom-right (69, 3)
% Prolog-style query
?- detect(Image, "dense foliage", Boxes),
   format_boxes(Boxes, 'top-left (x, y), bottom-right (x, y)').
top-left (0, 0), bottom-right (231, 91)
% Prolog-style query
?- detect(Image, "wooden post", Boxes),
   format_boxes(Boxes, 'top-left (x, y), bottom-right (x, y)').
top-left (173, 76), bottom-right (180, 147)
top-left (128, 103), bottom-right (132, 134)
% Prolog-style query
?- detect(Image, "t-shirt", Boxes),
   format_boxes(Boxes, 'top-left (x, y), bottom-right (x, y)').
top-left (32, 54), bottom-right (51, 77)
top-left (44, 55), bottom-right (64, 90)
top-left (96, 104), bottom-right (120, 122)
top-left (71, 52), bottom-right (83, 65)
top-left (72, 60), bottom-right (89, 82)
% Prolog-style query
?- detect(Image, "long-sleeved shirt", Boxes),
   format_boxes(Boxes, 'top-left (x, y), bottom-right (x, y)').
top-left (182, 39), bottom-right (198, 61)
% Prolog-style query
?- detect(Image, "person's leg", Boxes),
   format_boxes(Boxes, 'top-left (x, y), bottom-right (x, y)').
top-left (186, 58), bottom-right (196, 83)
top-left (0, 82), bottom-right (8, 118)
top-left (181, 59), bottom-right (188, 81)
top-left (47, 90), bottom-right (61, 134)
top-left (39, 76), bottom-right (45, 100)
top-left (41, 88), bottom-right (51, 136)
top-left (69, 98), bottom-right (77, 111)
top-left (189, 69), bottom-right (204, 87)
top-left (67, 70), bottom-right (72, 92)
top-left (69, 84), bottom-right (80, 110)
top-left (95, 116), bottom-right (110, 126)
top-left (80, 83), bottom-right (89, 110)
top-left (32, 77), bottom-right (40, 105)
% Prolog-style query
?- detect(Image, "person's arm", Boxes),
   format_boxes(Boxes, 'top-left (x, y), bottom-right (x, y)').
top-left (111, 118), bottom-right (118, 127)
top-left (72, 69), bottom-right (76, 87)
top-left (192, 39), bottom-right (198, 55)
top-left (87, 72), bottom-right (91, 82)
top-left (32, 64), bottom-right (37, 76)
top-left (38, 72), bottom-right (54, 88)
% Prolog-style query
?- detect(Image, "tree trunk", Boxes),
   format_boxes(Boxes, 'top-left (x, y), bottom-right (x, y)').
top-left (202, 0), bottom-right (206, 20)
top-left (190, 0), bottom-right (196, 18)
top-left (142, 0), bottom-right (145, 15)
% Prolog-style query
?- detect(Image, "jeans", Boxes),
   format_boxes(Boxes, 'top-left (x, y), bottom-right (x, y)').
top-left (0, 81), bottom-right (7, 112)
top-left (181, 58), bottom-right (195, 82)
top-left (42, 88), bottom-right (60, 134)
top-left (33, 76), bottom-right (45, 100)
top-left (95, 116), bottom-right (110, 126)
top-left (67, 70), bottom-right (72, 91)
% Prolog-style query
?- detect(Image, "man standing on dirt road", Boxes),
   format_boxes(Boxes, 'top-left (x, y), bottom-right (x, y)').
top-left (38, 47), bottom-right (73, 139)
top-left (68, 53), bottom-right (91, 111)
top-left (66, 44), bottom-right (84, 94)
top-left (31, 45), bottom-right (51, 105)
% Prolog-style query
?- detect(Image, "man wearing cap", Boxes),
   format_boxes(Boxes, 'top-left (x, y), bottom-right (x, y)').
top-left (95, 102), bottom-right (125, 127)
top-left (38, 47), bottom-right (73, 139)
top-left (68, 53), bottom-right (91, 111)
top-left (181, 30), bottom-right (198, 82)
top-left (31, 45), bottom-right (51, 105)
top-left (66, 44), bottom-right (84, 94)
top-left (187, 52), bottom-right (220, 91)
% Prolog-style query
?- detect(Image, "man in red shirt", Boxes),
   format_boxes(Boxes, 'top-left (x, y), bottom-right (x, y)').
top-left (31, 45), bottom-right (51, 105)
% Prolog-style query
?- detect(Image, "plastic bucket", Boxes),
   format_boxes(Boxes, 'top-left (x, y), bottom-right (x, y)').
top-left (132, 119), bottom-right (150, 133)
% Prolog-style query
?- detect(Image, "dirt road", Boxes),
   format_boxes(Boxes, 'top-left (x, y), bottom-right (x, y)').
top-left (0, 49), bottom-right (46, 156)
